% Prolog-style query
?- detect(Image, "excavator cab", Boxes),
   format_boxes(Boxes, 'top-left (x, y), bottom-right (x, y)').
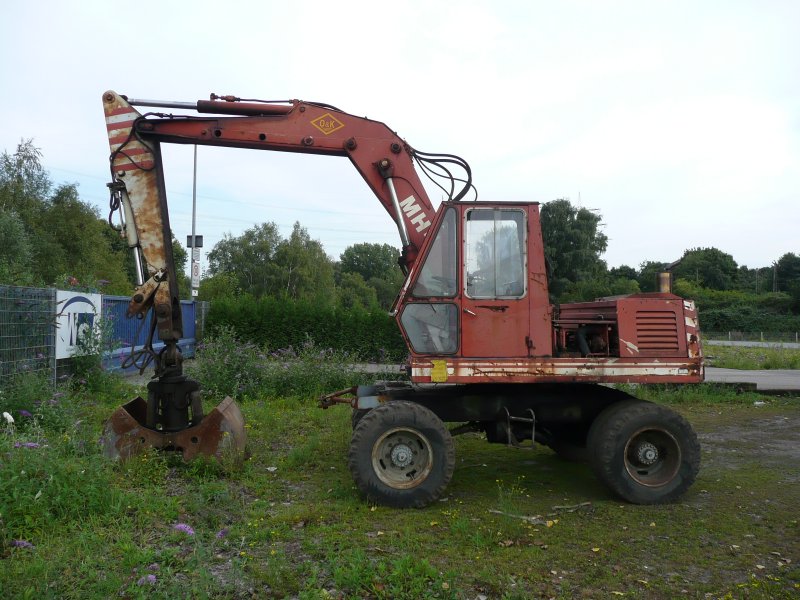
top-left (395, 202), bottom-right (552, 363)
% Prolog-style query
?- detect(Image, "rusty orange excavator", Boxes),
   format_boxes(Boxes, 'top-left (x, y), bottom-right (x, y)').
top-left (101, 91), bottom-right (703, 508)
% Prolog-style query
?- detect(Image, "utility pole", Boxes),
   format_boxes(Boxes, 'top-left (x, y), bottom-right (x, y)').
top-left (188, 145), bottom-right (202, 297)
top-left (773, 263), bottom-right (778, 293)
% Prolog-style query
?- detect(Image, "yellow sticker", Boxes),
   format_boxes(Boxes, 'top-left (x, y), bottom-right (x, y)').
top-left (431, 360), bottom-right (448, 383)
top-left (310, 113), bottom-right (344, 135)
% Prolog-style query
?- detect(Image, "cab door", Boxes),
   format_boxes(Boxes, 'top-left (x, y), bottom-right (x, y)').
top-left (460, 206), bottom-right (531, 357)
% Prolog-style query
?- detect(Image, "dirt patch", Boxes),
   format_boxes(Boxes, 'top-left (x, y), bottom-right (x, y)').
top-left (697, 411), bottom-right (800, 477)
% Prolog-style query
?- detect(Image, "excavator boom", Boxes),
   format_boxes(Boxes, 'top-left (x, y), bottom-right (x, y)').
top-left (100, 90), bottom-right (469, 461)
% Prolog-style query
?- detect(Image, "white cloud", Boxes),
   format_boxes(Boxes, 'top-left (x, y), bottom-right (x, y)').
top-left (0, 0), bottom-right (797, 269)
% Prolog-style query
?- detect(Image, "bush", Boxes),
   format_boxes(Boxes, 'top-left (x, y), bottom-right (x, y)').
top-left (673, 279), bottom-right (800, 332)
top-left (206, 296), bottom-right (406, 362)
top-left (187, 326), bottom-right (405, 401)
top-left (0, 372), bottom-right (75, 433)
top-left (185, 325), bottom-right (268, 400)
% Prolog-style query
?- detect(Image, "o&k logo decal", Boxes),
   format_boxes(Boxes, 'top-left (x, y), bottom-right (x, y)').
top-left (310, 113), bottom-right (345, 135)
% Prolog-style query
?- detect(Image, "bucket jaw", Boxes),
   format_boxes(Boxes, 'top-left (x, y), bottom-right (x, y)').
top-left (102, 380), bottom-right (247, 460)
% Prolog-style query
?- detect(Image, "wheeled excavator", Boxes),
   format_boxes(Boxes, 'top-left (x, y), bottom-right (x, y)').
top-left (101, 91), bottom-right (703, 507)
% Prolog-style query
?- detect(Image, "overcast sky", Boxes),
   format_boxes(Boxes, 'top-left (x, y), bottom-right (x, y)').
top-left (1, 0), bottom-right (798, 272)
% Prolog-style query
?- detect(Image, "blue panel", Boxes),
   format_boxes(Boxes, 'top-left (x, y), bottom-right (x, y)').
top-left (101, 296), bottom-right (198, 374)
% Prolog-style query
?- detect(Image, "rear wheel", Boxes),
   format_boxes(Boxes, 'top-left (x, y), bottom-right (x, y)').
top-left (348, 401), bottom-right (455, 508)
top-left (587, 399), bottom-right (700, 504)
top-left (351, 408), bottom-right (370, 430)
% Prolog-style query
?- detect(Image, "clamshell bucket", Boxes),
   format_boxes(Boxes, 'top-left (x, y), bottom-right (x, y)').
top-left (102, 396), bottom-right (247, 461)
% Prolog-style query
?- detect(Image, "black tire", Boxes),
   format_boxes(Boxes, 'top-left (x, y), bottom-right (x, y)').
top-left (587, 399), bottom-right (700, 504)
top-left (348, 401), bottom-right (455, 508)
top-left (351, 408), bottom-right (371, 430)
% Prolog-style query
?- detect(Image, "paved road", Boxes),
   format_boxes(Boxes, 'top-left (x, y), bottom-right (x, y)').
top-left (705, 367), bottom-right (800, 391)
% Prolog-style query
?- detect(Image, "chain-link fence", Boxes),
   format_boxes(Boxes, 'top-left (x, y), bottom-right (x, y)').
top-left (704, 331), bottom-right (800, 343)
top-left (0, 285), bottom-right (57, 385)
top-left (196, 301), bottom-right (210, 341)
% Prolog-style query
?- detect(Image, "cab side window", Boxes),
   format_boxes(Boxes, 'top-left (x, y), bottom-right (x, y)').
top-left (465, 209), bottom-right (526, 298)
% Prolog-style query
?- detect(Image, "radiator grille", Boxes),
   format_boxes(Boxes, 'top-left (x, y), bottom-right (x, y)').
top-left (636, 311), bottom-right (679, 352)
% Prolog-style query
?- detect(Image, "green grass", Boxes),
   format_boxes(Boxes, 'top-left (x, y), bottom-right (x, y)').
top-left (706, 344), bottom-right (800, 370)
top-left (2, 372), bottom-right (799, 599)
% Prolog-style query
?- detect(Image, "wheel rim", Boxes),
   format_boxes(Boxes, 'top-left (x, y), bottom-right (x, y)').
top-left (623, 426), bottom-right (681, 487)
top-left (371, 427), bottom-right (433, 489)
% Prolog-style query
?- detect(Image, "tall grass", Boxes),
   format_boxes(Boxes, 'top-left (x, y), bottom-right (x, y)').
top-left (706, 345), bottom-right (800, 370)
top-left (0, 371), bottom-right (132, 551)
top-left (2, 362), bottom-right (798, 597)
top-left (186, 325), bottom-right (405, 401)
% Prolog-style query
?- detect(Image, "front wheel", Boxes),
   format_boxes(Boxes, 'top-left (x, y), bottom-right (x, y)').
top-left (587, 399), bottom-right (700, 504)
top-left (348, 401), bottom-right (455, 508)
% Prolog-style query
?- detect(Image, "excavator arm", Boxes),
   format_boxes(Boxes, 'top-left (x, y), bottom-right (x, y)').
top-left (100, 90), bottom-right (471, 460)
top-left (103, 90), bottom-right (461, 279)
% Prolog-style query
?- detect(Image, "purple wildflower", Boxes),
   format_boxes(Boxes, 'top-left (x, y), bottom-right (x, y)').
top-left (11, 540), bottom-right (35, 549)
top-left (13, 442), bottom-right (40, 449)
top-left (137, 574), bottom-right (157, 585)
top-left (215, 528), bottom-right (229, 539)
top-left (19, 410), bottom-right (33, 418)
top-left (173, 523), bottom-right (195, 536)
top-left (147, 563), bottom-right (160, 571)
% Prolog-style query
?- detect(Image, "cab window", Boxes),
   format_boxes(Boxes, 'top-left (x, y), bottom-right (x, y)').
top-left (411, 208), bottom-right (457, 298)
top-left (465, 209), bottom-right (526, 298)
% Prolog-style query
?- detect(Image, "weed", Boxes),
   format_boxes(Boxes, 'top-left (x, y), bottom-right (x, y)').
top-left (71, 316), bottom-right (119, 382)
top-left (188, 326), bottom-right (405, 401)
top-left (0, 436), bottom-right (128, 546)
top-left (495, 475), bottom-right (531, 515)
top-left (2, 370), bottom-right (798, 598)
top-left (619, 382), bottom-right (769, 405)
top-left (706, 344), bottom-right (800, 370)
top-left (332, 550), bottom-right (456, 599)
top-left (186, 324), bottom-right (268, 400)
top-left (0, 371), bottom-right (60, 431)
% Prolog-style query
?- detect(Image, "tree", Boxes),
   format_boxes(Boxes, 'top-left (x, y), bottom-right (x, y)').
top-left (0, 209), bottom-right (33, 285)
top-left (206, 221), bottom-right (335, 302)
top-left (336, 272), bottom-right (379, 310)
top-left (775, 253), bottom-right (800, 293)
top-left (16, 182), bottom-right (129, 292)
top-left (207, 222), bottom-right (282, 297)
top-left (198, 271), bottom-right (241, 301)
top-left (340, 243), bottom-right (402, 282)
top-left (273, 222), bottom-right (335, 304)
top-left (540, 199), bottom-right (608, 297)
top-left (558, 273), bottom-right (640, 302)
top-left (171, 233), bottom-right (191, 299)
top-left (339, 243), bottom-right (405, 310)
top-left (0, 140), bottom-right (51, 223)
top-left (637, 261), bottom-right (668, 293)
top-left (367, 276), bottom-right (403, 310)
top-left (672, 247), bottom-right (738, 290)
top-left (609, 265), bottom-right (638, 281)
